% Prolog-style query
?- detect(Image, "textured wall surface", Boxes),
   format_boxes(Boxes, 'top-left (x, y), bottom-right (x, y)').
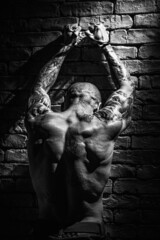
top-left (0, 0), bottom-right (160, 239)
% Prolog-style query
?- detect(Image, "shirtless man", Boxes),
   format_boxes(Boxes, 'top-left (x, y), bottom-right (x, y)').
top-left (25, 23), bottom-right (135, 240)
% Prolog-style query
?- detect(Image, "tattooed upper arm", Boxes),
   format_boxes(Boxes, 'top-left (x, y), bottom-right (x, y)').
top-left (95, 85), bottom-right (135, 134)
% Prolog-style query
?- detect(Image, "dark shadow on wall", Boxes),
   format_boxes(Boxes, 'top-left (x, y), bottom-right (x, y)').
top-left (0, 36), bottom-right (63, 135)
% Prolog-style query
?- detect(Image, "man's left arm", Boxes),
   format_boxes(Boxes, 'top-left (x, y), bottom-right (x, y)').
top-left (99, 44), bottom-right (135, 133)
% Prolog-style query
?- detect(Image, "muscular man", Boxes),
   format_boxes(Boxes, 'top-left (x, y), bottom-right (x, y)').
top-left (25, 23), bottom-right (135, 240)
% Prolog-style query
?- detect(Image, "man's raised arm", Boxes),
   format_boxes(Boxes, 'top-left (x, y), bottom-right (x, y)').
top-left (100, 44), bottom-right (135, 131)
top-left (27, 24), bottom-right (82, 118)
top-left (86, 23), bottom-right (135, 133)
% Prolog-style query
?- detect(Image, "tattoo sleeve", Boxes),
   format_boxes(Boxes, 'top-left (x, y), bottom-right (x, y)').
top-left (96, 45), bottom-right (135, 131)
top-left (27, 44), bottom-right (73, 112)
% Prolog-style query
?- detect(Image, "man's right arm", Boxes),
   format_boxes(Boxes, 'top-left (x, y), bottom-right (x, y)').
top-left (26, 24), bottom-right (82, 124)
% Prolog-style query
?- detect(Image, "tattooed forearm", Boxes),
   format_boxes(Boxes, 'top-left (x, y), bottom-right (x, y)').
top-left (102, 44), bottom-right (135, 92)
top-left (27, 44), bottom-right (73, 113)
top-left (96, 44), bottom-right (135, 129)
top-left (34, 44), bottom-right (73, 93)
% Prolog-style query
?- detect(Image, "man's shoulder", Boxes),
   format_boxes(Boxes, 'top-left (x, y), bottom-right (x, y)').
top-left (93, 114), bottom-right (123, 140)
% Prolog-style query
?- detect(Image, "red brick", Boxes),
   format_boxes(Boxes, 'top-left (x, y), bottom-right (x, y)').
top-left (138, 44), bottom-right (160, 59)
top-left (123, 60), bottom-right (160, 75)
top-left (110, 29), bottom-right (127, 44)
top-left (111, 29), bottom-right (160, 44)
top-left (110, 164), bottom-right (136, 178)
top-left (0, 163), bottom-right (29, 177)
top-left (0, 163), bottom-right (14, 176)
top-left (113, 46), bottom-right (137, 59)
top-left (100, 15), bottom-right (133, 29)
top-left (116, 0), bottom-right (156, 14)
top-left (60, 2), bottom-right (113, 17)
top-left (79, 16), bottom-right (100, 30)
top-left (103, 194), bottom-right (139, 209)
top-left (132, 136), bottom-right (160, 149)
top-left (0, 134), bottom-right (27, 148)
top-left (134, 13), bottom-right (160, 27)
top-left (8, 119), bottom-right (27, 134)
top-left (115, 136), bottom-right (131, 149)
top-left (5, 149), bottom-right (28, 163)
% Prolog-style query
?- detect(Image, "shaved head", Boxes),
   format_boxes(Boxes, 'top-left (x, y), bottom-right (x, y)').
top-left (63, 82), bottom-right (101, 110)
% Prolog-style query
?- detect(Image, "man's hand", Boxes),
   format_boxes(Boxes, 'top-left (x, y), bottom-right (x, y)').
top-left (85, 23), bottom-right (109, 47)
top-left (63, 24), bottom-right (84, 46)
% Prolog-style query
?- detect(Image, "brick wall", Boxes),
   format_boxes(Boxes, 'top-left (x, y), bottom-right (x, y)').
top-left (0, 0), bottom-right (160, 239)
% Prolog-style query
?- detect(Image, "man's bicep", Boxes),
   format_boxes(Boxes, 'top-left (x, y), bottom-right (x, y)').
top-left (96, 89), bottom-right (134, 131)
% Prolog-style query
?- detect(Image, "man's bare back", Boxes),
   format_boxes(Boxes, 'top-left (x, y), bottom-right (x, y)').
top-left (28, 102), bottom-right (123, 225)
top-left (26, 24), bottom-right (135, 239)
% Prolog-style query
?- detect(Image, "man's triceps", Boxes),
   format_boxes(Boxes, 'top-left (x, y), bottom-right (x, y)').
top-left (95, 87), bottom-right (134, 133)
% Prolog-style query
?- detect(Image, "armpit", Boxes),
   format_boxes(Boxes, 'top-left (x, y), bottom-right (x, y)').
top-left (95, 106), bottom-right (122, 122)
